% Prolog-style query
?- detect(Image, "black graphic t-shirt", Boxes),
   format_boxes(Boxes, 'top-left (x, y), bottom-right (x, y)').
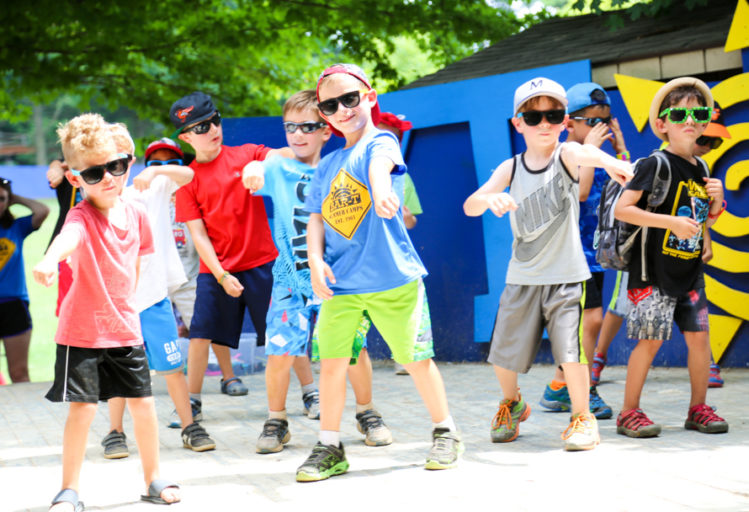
top-left (626, 151), bottom-right (709, 297)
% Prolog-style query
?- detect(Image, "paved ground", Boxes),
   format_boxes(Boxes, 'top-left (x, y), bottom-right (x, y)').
top-left (2, 362), bottom-right (747, 512)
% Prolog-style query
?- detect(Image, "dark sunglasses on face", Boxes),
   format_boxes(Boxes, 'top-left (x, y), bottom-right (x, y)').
top-left (695, 135), bottom-right (723, 150)
top-left (570, 116), bottom-right (611, 127)
top-left (0, 177), bottom-right (10, 186)
top-left (317, 90), bottom-right (364, 116)
top-left (147, 159), bottom-right (184, 167)
top-left (185, 112), bottom-right (222, 135)
top-left (70, 154), bottom-right (129, 185)
top-left (518, 109), bottom-right (566, 126)
top-left (283, 121), bottom-right (327, 134)
top-left (659, 106), bottom-right (712, 124)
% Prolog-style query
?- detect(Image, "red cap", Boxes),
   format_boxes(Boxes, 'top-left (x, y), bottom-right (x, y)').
top-left (377, 112), bottom-right (413, 141)
top-left (145, 138), bottom-right (184, 162)
top-left (316, 64), bottom-right (381, 137)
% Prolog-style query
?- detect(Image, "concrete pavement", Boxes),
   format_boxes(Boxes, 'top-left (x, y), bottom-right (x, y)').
top-left (2, 362), bottom-right (747, 512)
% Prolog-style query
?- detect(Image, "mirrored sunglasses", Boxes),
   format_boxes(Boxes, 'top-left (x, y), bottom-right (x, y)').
top-left (146, 159), bottom-right (184, 167)
top-left (283, 121), bottom-right (327, 134)
top-left (185, 112), bottom-right (222, 135)
top-left (70, 154), bottom-right (130, 185)
top-left (659, 106), bottom-right (712, 124)
top-left (570, 116), bottom-right (611, 127)
top-left (317, 91), bottom-right (363, 116)
top-left (518, 109), bottom-right (566, 126)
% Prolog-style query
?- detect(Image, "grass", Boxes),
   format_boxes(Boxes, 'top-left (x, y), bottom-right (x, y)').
top-left (1, 198), bottom-right (59, 383)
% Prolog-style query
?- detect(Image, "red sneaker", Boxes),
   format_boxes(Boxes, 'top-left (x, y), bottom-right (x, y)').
top-left (684, 403), bottom-right (729, 433)
top-left (616, 408), bottom-right (661, 438)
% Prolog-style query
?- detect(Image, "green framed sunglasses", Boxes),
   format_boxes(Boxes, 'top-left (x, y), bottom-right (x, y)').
top-left (658, 106), bottom-right (713, 124)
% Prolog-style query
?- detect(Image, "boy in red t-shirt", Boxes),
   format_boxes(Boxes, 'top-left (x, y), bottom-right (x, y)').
top-left (34, 113), bottom-right (180, 510)
top-left (171, 92), bottom-right (292, 419)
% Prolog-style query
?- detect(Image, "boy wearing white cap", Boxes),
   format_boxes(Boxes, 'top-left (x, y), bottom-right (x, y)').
top-left (464, 77), bottom-right (632, 451)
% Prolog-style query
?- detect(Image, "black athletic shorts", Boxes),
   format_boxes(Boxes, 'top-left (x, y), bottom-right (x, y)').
top-left (45, 344), bottom-right (152, 403)
top-left (0, 298), bottom-right (32, 337)
top-left (583, 272), bottom-right (605, 310)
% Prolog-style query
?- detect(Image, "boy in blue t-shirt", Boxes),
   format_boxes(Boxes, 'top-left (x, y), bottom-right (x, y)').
top-left (295, 64), bottom-right (462, 482)
top-left (242, 90), bottom-right (392, 454)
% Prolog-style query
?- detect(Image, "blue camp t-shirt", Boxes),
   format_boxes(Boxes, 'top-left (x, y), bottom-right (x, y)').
top-left (304, 128), bottom-right (427, 295)
top-left (257, 156), bottom-right (315, 298)
top-left (579, 168), bottom-right (608, 273)
top-left (0, 215), bottom-right (35, 302)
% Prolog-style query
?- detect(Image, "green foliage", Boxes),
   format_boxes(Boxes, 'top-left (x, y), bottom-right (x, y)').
top-left (1, 0), bottom-right (532, 127)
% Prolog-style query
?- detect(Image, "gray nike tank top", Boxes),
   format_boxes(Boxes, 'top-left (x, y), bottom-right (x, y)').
top-left (506, 143), bottom-right (591, 285)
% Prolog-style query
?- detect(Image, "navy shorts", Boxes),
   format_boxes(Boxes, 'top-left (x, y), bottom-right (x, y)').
top-left (45, 344), bottom-right (152, 403)
top-left (0, 298), bottom-right (32, 337)
top-left (190, 262), bottom-right (274, 349)
top-left (583, 272), bottom-right (605, 310)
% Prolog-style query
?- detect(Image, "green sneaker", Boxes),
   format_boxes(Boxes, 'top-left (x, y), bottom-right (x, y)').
top-left (490, 395), bottom-right (531, 443)
top-left (425, 428), bottom-right (464, 470)
top-left (296, 442), bottom-right (349, 482)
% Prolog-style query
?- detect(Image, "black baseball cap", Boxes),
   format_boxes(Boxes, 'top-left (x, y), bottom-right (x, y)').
top-left (170, 92), bottom-right (217, 135)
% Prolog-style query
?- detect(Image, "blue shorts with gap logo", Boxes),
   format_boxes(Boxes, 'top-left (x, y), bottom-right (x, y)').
top-left (141, 297), bottom-right (183, 375)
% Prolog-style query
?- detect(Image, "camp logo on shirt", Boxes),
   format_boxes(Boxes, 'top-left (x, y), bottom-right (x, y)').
top-left (0, 238), bottom-right (16, 272)
top-left (663, 179), bottom-right (709, 260)
top-left (321, 169), bottom-right (371, 240)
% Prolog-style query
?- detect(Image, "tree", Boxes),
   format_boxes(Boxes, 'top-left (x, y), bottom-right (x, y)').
top-left (0, 1), bottom-right (542, 125)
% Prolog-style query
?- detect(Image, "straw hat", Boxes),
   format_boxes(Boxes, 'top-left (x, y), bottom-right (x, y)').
top-left (649, 77), bottom-right (713, 141)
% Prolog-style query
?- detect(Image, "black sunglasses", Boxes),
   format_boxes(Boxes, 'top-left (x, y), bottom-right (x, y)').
top-left (317, 91), bottom-right (363, 116)
top-left (147, 159), bottom-right (184, 167)
top-left (185, 112), bottom-right (222, 135)
top-left (0, 177), bottom-right (10, 186)
top-left (70, 155), bottom-right (129, 185)
top-left (518, 109), bottom-right (566, 126)
top-left (283, 121), bottom-right (327, 134)
top-left (695, 136), bottom-right (723, 150)
top-left (570, 116), bottom-right (611, 127)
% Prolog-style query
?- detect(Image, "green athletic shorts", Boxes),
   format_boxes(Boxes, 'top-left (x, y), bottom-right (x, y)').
top-left (315, 279), bottom-right (434, 364)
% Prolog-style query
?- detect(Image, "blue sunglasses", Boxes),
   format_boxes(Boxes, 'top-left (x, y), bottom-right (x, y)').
top-left (146, 159), bottom-right (184, 167)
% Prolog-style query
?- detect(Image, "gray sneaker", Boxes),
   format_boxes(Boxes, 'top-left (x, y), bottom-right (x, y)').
top-left (101, 429), bottom-right (129, 459)
top-left (425, 428), bottom-right (464, 470)
top-left (302, 390), bottom-right (320, 420)
top-left (355, 409), bottom-right (393, 446)
top-left (256, 419), bottom-right (291, 454)
top-left (168, 397), bottom-right (203, 429)
top-left (181, 422), bottom-right (216, 452)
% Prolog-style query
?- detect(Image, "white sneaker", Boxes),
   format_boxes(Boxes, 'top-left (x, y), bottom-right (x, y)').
top-left (562, 412), bottom-right (599, 451)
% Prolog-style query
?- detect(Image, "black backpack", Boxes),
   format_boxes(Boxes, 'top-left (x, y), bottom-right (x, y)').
top-left (594, 150), bottom-right (707, 281)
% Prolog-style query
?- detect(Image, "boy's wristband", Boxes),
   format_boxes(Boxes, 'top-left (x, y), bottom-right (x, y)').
top-left (616, 150), bottom-right (630, 162)
top-left (708, 200), bottom-right (727, 219)
top-left (218, 271), bottom-right (230, 285)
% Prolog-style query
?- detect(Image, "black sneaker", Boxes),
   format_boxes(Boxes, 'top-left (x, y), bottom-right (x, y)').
top-left (256, 418), bottom-right (291, 454)
top-left (101, 429), bottom-right (129, 459)
top-left (425, 428), bottom-right (463, 470)
top-left (355, 409), bottom-right (393, 446)
top-left (296, 441), bottom-right (349, 482)
top-left (302, 390), bottom-right (320, 420)
top-left (181, 422), bottom-right (216, 452)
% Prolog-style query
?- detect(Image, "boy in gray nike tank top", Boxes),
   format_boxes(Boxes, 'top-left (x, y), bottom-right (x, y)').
top-left (463, 77), bottom-right (633, 451)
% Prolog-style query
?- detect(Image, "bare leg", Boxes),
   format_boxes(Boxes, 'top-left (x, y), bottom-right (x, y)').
top-left (347, 348), bottom-right (373, 405)
top-left (493, 365), bottom-right (519, 402)
top-left (582, 307), bottom-right (603, 372)
top-left (107, 397), bottom-right (127, 432)
top-left (3, 330), bottom-right (31, 382)
top-left (622, 339), bottom-right (662, 411)
top-left (127, 396), bottom-right (180, 504)
top-left (266, 355), bottom-right (295, 412)
top-left (187, 338), bottom-right (211, 395)
top-left (164, 372), bottom-right (192, 428)
top-left (212, 343), bottom-right (235, 381)
top-left (49, 402), bottom-right (97, 512)
top-left (292, 355), bottom-right (314, 388)
top-left (684, 331), bottom-right (710, 407)
top-left (560, 362), bottom-right (590, 415)
top-left (596, 311), bottom-right (624, 357)
top-left (404, 359), bottom-right (449, 423)
top-left (319, 358), bottom-right (349, 431)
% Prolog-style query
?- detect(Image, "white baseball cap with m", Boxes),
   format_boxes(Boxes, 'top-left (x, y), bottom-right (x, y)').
top-left (513, 77), bottom-right (568, 116)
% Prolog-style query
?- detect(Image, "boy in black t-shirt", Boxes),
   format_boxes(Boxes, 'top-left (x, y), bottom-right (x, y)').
top-left (614, 77), bottom-right (728, 438)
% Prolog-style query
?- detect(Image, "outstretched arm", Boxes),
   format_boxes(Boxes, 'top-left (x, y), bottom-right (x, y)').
top-left (369, 156), bottom-right (400, 219)
top-left (463, 159), bottom-right (516, 217)
top-left (562, 141), bottom-right (633, 185)
top-left (34, 229), bottom-right (81, 287)
top-left (242, 160), bottom-right (265, 194)
top-left (133, 165), bottom-right (194, 191)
